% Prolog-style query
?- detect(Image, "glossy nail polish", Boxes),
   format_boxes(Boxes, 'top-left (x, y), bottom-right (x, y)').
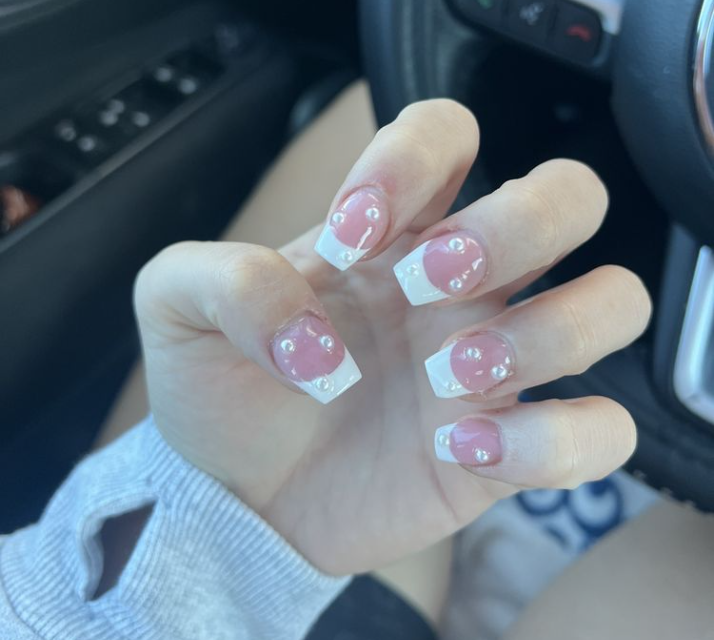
top-left (425, 332), bottom-right (514, 399)
top-left (434, 418), bottom-right (502, 466)
top-left (393, 230), bottom-right (487, 306)
top-left (314, 187), bottom-right (389, 271)
top-left (272, 315), bottom-right (361, 404)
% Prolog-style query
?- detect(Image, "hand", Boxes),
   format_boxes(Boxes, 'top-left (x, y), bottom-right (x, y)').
top-left (135, 100), bottom-right (651, 575)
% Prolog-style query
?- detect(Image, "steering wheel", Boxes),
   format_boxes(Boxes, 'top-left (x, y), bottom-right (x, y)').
top-left (360, 0), bottom-right (714, 511)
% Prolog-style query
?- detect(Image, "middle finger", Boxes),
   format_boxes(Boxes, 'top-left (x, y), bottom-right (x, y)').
top-left (393, 159), bottom-right (608, 306)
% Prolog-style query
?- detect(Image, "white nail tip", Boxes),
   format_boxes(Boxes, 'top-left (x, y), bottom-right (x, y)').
top-left (393, 244), bottom-right (449, 306)
top-left (296, 351), bottom-right (362, 404)
top-left (434, 424), bottom-right (458, 463)
top-left (314, 225), bottom-right (368, 271)
top-left (424, 347), bottom-right (468, 399)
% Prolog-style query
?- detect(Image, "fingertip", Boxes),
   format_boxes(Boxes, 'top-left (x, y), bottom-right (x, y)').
top-left (393, 246), bottom-right (450, 307)
top-left (433, 418), bottom-right (502, 467)
top-left (313, 187), bottom-right (389, 271)
top-left (314, 224), bottom-right (366, 271)
top-left (295, 350), bottom-right (363, 404)
top-left (271, 314), bottom-right (363, 404)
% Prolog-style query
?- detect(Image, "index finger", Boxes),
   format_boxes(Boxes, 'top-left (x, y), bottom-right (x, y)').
top-left (313, 99), bottom-right (480, 271)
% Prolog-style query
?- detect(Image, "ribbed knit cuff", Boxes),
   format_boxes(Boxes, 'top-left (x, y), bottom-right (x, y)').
top-left (1, 417), bottom-right (349, 639)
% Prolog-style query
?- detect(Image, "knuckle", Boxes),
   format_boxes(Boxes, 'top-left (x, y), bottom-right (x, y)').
top-left (547, 410), bottom-right (583, 489)
top-left (502, 183), bottom-right (562, 259)
top-left (597, 265), bottom-right (653, 335)
top-left (391, 99), bottom-right (480, 167)
top-left (399, 98), bottom-right (478, 133)
top-left (596, 396), bottom-right (639, 461)
top-left (426, 99), bottom-right (480, 138)
top-left (545, 158), bottom-right (609, 226)
top-left (545, 398), bottom-right (638, 490)
top-left (555, 297), bottom-right (598, 373)
top-left (543, 158), bottom-right (607, 197)
top-left (385, 125), bottom-right (443, 179)
top-left (214, 244), bottom-right (287, 300)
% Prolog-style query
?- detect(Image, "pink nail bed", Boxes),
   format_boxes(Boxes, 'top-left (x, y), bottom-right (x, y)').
top-left (434, 418), bottom-right (502, 466)
top-left (314, 187), bottom-right (389, 271)
top-left (271, 315), bottom-right (362, 404)
top-left (393, 230), bottom-right (487, 306)
top-left (425, 332), bottom-right (514, 399)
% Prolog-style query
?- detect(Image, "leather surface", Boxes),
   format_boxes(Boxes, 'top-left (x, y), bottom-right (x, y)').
top-left (360, 0), bottom-right (714, 511)
top-left (612, 0), bottom-right (714, 244)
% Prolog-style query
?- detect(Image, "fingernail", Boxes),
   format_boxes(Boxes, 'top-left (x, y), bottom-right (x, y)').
top-left (434, 418), bottom-right (502, 466)
top-left (271, 315), bottom-right (362, 404)
top-left (393, 230), bottom-right (487, 306)
top-left (425, 332), bottom-right (514, 399)
top-left (314, 187), bottom-right (389, 271)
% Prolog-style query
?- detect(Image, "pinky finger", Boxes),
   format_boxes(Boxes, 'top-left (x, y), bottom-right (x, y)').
top-left (434, 397), bottom-right (637, 489)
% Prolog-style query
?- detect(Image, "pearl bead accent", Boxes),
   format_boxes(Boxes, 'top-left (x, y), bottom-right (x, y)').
top-left (491, 364), bottom-right (509, 381)
top-left (280, 339), bottom-right (296, 353)
top-left (365, 207), bottom-right (380, 221)
top-left (448, 237), bottom-right (466, 253)
top-left (449, 278), bottom-right (463, 292)
top-left (474, 448), bottom-right (490, 463)
top-left (313, 376), bottom-right (333, 392)
top-left (331, 212), bottom-right (345, 225)
top-left (320, 335), bottom-right (335, 351)
top-left (465, 347), bottom-right (482, 361)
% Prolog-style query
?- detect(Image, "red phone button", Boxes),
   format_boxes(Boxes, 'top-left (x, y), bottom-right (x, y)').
top-left (551, 1), bottom-right (602, 63)
top-left (566, 24), bottom-right (594, 42)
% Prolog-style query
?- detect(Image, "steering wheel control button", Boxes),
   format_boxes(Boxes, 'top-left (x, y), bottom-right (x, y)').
top-left (106, 99), bottom-right (126, 114)
top-left (425, 333), bottom-right (515, 399)
top-left (54, 120), bottom-right (78, 143)
top-left (506, 0), bottom-right (556, 43)
top-left (77, 135), bottom-right (98, 153)
top-left (314, 187), bottom-right (389, 271)
top-left (98, 110), bottom-right (120, 127)
top-left (153, 65), bottom-right (176, 84)
top-left (177, 76), bottom-right (200, 96)
top-left (451, 0), bottom-right (506, 27)
top-left (131, 111), bottom-right (152, 128)
top-left (551, 1), bottom-right (602, 63)
top-left (393, 230), bottom-right (487, 306)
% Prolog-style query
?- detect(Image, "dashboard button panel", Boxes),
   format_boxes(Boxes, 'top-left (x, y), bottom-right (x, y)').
top-left (449, 0), bottom-right (613, 70)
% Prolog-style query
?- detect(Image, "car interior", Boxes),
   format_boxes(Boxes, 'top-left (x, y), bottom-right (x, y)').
top-left (1, 0), bottom-right (713, 548)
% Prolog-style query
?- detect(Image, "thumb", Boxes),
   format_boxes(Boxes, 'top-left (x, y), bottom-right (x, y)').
top-left (134, 240), bottom-right (361, 404)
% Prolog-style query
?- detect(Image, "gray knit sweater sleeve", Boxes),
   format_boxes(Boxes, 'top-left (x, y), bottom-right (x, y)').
top-left (0, 417), bottom-right (348, 639)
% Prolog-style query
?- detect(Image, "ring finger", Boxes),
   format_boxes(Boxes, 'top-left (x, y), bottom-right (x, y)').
top-left (424, 265), bottom-right (652, 400)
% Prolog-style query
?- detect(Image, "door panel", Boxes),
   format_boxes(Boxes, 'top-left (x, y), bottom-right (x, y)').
top-left (0, 0), bottom-right (302, 528)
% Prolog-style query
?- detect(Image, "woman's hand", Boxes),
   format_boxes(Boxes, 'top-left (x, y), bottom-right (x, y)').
top-left (135, 100), bottom-right (651, 576)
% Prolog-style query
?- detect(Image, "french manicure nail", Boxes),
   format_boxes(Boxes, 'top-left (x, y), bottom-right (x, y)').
top-left (271, 315), bottom-right (362, 404)
top-left (434, 418), bottom-right (502, 466)
top-left (393, 230), bottom-right (487, 306)
top-left (314, 187), bottom-right (389, 271)
top-left (425, 332), bottom-right (514, 399)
